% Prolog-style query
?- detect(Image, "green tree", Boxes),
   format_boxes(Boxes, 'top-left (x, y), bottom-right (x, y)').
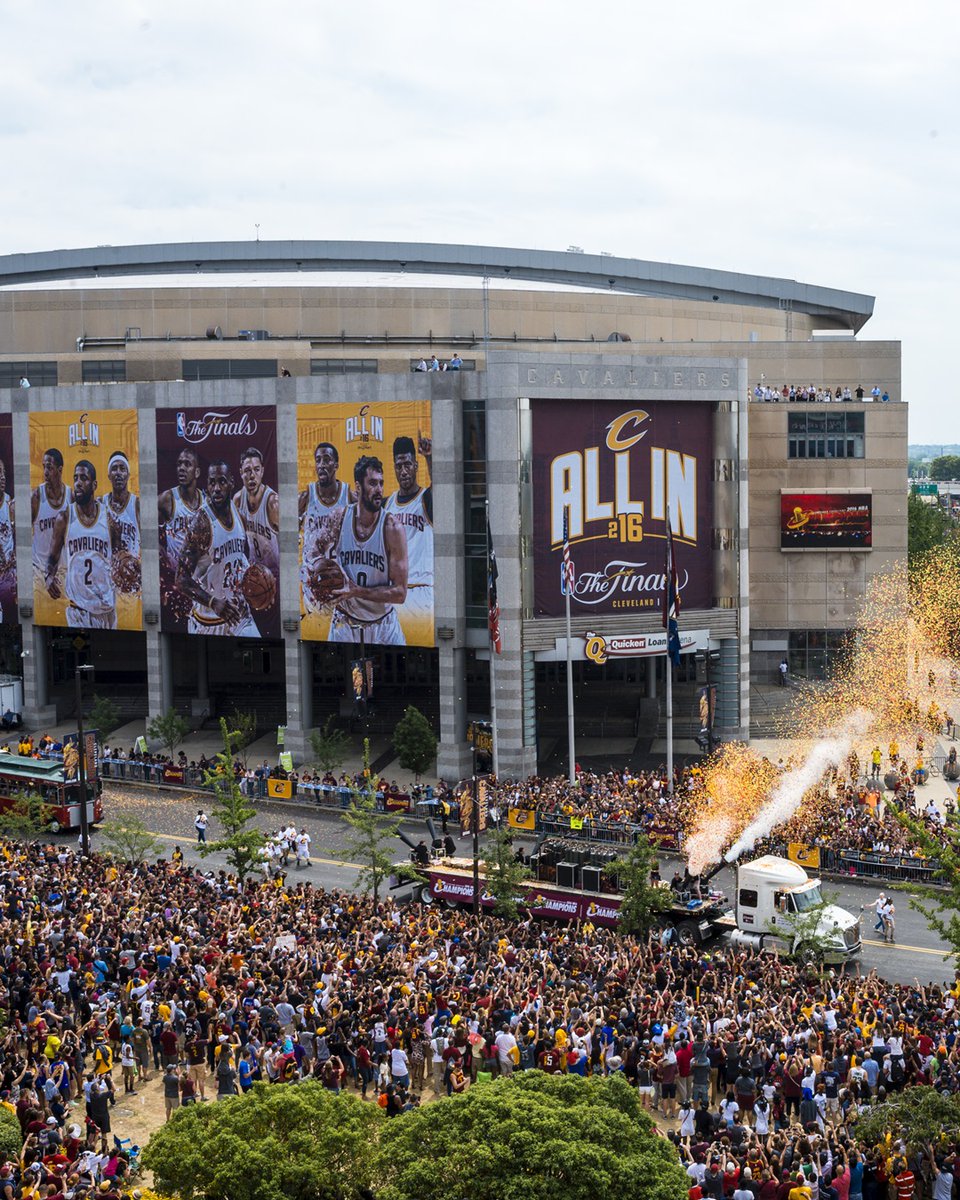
top-left (310, 714), bottom-right (350, 775)
top-left (892, 803), bottom-right (960, 959)
top-left (199, 719), bottom-right (266, 882)
top-left (341, 738), bottom-right (409, 906)
top-left (392, 705), bottom-right (437, 780)
top-left (908, 491), bottom-right (949, 567)
top-left (764, 886), bottom-right (845, 966)
top-left (929, 455), bottom-right (960, 481)
top-left (89, 693), bottom-right (121, 738)
top-left (99, 815), bottom-right (161, 865)
top-left (0, 789), bottom-right (57, 838)
top-left (374, 1072), bottom-right (687, 1200)
top-left (227, 707), bottom-right (258, 768)
top-left (480, 827), bottom-right (530, 918)
top-left (147, 707), bottom-right (189, 760)
top-left (0, 1108), bottom-right (21, 1162)
top-left (604, 836), bottom-right (671, 935)
top-left (142, 1078), bottom-right (381, 1200)
top-left (854, 1086), bottom-right (960, 1153)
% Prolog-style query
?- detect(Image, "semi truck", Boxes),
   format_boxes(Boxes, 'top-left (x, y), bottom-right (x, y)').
top-left (394, 836), bottom-right (861, 964)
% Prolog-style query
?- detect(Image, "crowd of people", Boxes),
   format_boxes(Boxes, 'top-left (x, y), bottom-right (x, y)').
top-left (751, 384), bottom-right (892, 404)
top-left (1, 836), bottom-right (959, 1199)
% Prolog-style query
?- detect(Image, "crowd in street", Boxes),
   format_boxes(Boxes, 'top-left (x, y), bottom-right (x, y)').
top-left (2, 837), bottom-right (960, 1198)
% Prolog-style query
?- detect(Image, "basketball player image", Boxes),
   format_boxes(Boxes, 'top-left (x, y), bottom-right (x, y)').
top-left (105, 451), bottom-right (141, 558)
top-left (299, 442), bottom-right (355, 612)
top-left (234, 446), bottom-right (279, 577)
top-left (44, 460), bottom-right (120, 629)
top-left (329, 455), bottom-right (409, 646)
top-left (177, 461), bottom-right (259, 637)
top-left (31, 448), bottom-right (71, 594)
top-left (157, 447), bottom-right (202, 574)
top-left (0, 459), bottom-right (15, 624)
top-left (384, 434), bottom-right (433, 643)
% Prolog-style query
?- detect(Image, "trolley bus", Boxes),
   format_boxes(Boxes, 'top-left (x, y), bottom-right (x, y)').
top-left (0, 753), bottom-right (103, 833)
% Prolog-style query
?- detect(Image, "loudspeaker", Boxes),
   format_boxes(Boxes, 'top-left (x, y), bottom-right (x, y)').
top-left (581, 865), bottom-right (603, 893)
top-left (557, 862), bottom-right (578, 889)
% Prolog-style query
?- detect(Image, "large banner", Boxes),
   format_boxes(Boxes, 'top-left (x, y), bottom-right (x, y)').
top-left (531, 400), bottom-right (713, 616)
top-left (156, 406), bottom-right (281, 638)
top-left (297, 401), bottom-right (434, 647)
top-left (780, 492), bottom-right (872, 550)
top-left (30, 410), bottom-right (141, 630)
top-left (0, 416), bottom-right (16, 624)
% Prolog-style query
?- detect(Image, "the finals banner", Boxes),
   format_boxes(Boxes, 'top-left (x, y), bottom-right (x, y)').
top-left (297, 401), bottom-right (434, 648)
top-left (29, 409), bottom-right (142, 631)
top-left (0, 416), bottom-right (17, 624)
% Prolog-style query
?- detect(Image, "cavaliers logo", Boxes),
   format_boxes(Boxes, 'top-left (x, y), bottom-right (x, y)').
top-left (604, 409), bottom-right (649, 452)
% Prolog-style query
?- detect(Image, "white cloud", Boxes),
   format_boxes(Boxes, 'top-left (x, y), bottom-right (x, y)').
top-left (0, 0), bottom-right (956, 438)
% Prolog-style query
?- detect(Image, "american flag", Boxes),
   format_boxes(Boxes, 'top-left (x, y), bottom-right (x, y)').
top-left (561, 511), bottom-right (575, 595)
top-left (487, 519), bottom-right (502, 654)
top-left (664, 511), bottom-right (681, 667)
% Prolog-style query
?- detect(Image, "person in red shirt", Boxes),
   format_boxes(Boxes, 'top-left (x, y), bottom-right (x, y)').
top-left (893, 1159), bottom-right (915, 1200)
top-left (676, 1037), bottom-right (695, 1105)
top-left (539, 1046), bottom-right (563, 1074)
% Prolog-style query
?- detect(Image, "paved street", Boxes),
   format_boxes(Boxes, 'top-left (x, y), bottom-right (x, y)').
top-left (87, 781), bottom-right (957, 987)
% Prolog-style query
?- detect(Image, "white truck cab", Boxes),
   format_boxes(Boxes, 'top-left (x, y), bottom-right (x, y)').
top-left (726, 855), bottom-right (861, 963)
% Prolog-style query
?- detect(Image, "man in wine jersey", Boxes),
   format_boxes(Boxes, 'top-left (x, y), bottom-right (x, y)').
top-left (177, 461), bottom-right (258, 637)
top-left (330, 455), bottom-right (408, 646)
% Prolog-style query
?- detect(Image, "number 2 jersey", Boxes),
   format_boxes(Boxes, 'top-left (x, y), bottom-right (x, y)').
top-left (65, 500), bottom-right (115, 617)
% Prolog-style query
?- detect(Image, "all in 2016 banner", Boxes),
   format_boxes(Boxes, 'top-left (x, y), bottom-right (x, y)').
top-left (530, 399), bottom-right (713, 617)
top-left (0, 416), bottom-right (16, 625)
top-left (156, 406), bottom-right (281, 638)
top-left (29, 409), bottom-right (142, 631)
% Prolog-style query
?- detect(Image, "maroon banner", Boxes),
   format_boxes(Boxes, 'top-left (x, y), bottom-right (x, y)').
top-left (384, 793), bottom-right (411, 813)
top-left (780, 492), bottom-right (872, 550)
top-left (0, 415), bottom-right (16, 624)
top-left (156, 407), bottom-right (280, 637)
top-left (162, 765), bottom-right (186, 785)
top-left (427, 870), bottom-right (624, 927)
top-left (531, 400), bottom-right (713, 617)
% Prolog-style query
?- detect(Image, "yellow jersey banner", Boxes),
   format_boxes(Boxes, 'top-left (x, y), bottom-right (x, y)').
top-left (508, 808), bottom-right (536, 831)
top-left (30, 409), bottom-right (142, 631)
top-left (267, 778), bottom-right (293, 800)
top-left (297, 401), bottom-right (434, 647)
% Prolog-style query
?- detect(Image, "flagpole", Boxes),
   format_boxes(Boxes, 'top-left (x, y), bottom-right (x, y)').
top-left (666, 503), bottom-right (674, 798)
top-left (565, 562), bottom-right (575, 787)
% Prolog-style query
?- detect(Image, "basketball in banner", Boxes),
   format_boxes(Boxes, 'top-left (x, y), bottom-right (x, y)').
top-left (29, 409), bottom-right (141, 630)
top-left (0, 415), bottom-right (16, 624)
top-left (156, 406), bottom-right (280, 638)
top-left (297, 401), bottom-right (434, 647)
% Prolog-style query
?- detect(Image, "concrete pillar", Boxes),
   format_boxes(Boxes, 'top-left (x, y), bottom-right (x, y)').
top-left (281, 628), bottom-right (308, 761)
top-left (437, 644), bottom-right (470, 781)
top-left (146, 629), bottom-right (168, 724)
top-left (192, 639), bottom-right (209, 716)
top-left (22, 625), bottom-right (57, 727)
top-left (646, 657), bottom-right (657, 700)
top-left (299, 640), bottom-right (313, 734)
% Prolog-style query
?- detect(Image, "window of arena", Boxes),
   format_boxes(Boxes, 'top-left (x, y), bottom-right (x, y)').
top-left (788, 629), bottom-right (851, 679)
top-left (310, 359), bottom-right (379, 374)
top-left (82, 360), bottom-right (127, 383)
top-left (788, 411), bottom-right (864, 459)
top-left (181, 359), bottom-right (278, 380)
top-left (0, 362), bottom-right (58, 387)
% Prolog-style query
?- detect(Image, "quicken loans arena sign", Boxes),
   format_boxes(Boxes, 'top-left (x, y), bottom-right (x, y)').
top-left (531, 400), bottom-right (713, 617)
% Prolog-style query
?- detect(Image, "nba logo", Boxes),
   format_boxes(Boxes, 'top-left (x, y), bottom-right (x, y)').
top-left (176, 412), bottom-right (186, 438)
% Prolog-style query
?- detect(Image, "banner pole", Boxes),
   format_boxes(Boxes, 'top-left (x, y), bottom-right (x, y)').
top-left (565, 576), bottom-right (576, 787)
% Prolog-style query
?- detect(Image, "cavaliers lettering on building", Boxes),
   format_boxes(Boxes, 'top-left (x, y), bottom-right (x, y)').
top-left (531, 399), bottom-right (714, 616)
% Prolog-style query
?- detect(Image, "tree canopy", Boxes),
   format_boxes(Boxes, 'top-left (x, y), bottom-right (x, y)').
top-left (392, 705), bottom-right (437, 778)
top-left (907, 491), bottom-right (949, 567)
top-left (928, 454), bottom-right (960, 481)
top-left (142, 1072), bottom-right (687, 1200)
top-left (142, 1079), bottom-right (381, 1200)
top-left (376, 1072), bottom-right (687, 1200)
top-left (855, 1085), bottom-right (960, 1153)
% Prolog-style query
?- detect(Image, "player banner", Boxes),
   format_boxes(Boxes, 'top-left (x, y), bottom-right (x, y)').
top-left (0, 415), bottom-right (17, 624)
top-left (156, 406), bottom-right (280, 638)
top-left (29, 409), bottom-right (141, 631)
top-left (531, 400), bottom-right (713, 616)
top-left (297, 401), bottom-right (434, 647)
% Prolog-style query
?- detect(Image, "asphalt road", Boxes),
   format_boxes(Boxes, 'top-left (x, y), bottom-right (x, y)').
top-left (89, 781), bottom-right (957, 987)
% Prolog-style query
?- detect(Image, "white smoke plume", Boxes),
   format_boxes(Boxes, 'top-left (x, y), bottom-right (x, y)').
top-left (723, 710), bottom-right (871, 864)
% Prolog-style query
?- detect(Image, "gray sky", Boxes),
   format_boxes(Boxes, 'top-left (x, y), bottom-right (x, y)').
top-left (2, 0), bottom-right (956, 442)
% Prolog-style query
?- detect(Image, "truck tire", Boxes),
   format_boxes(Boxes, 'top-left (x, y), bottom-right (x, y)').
top-left (420, 886), bottom-right (435, 905)
top-left (799, 945), bottom-right (819, 966)
top-left (444, 897), bottom-right (460, 910)
top-left (676, 921), bottom-right (698, 947)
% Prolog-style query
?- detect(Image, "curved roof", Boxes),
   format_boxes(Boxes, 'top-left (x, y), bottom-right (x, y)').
top-left (0, 240), bottom-right (875, 332)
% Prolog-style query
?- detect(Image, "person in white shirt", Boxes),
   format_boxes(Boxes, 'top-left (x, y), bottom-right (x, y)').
top-left (390, 1045), bottom-right (409, 1086)
top-left (295, 829), bottom-right (311, 869)
top-left (495, 1027), bottom-right (518, 1077)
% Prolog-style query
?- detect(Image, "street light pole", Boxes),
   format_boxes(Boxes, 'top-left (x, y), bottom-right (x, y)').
top-left (471, 734), bottom-right (480, 916)
top-left (74, 665), bottom-right (95, 856)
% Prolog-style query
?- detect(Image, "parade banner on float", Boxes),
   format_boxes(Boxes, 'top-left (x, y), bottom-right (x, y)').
top-left (156, 406), bottom-right (280, 638)
top-left (0, 416), bottom-right (17, 624)
top-left (780, 491), bottom-right (872, 550)
top-left (29, 409), bottom-right (141, 631)
top-left (530, 400), bottom-right (713, 617)
top-left (297, 401), bottom-right (434, 647)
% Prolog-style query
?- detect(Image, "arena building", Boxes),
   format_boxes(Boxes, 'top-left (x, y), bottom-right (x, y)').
top-left (0, 241), bottom-right (905, 778)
